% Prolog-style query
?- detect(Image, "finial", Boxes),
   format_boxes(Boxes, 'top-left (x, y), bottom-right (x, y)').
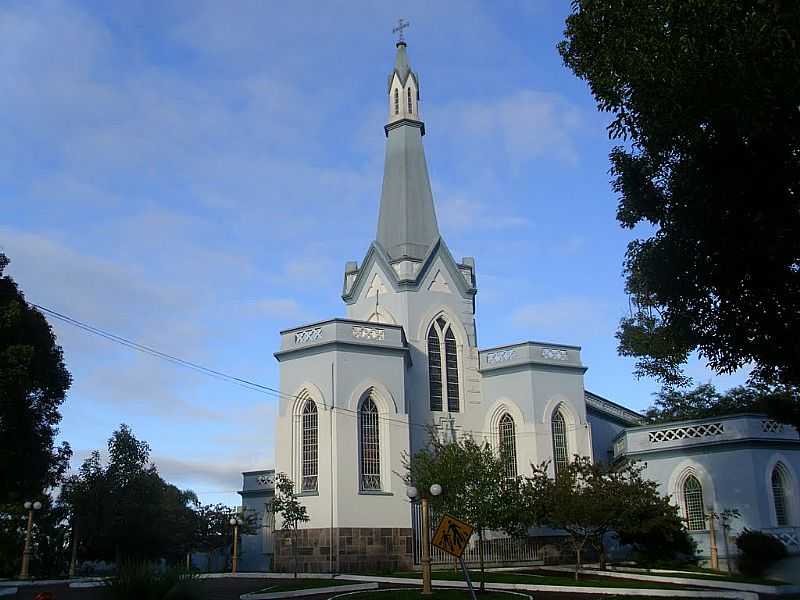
top-left (392, 18), bottom-right (409, 45)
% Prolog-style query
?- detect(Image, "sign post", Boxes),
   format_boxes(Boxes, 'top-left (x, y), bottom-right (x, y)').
top-left (431, 514), bottom-right (477, 600)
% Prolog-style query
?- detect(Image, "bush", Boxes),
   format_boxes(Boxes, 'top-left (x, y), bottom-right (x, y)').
top-left (736, 529), bottom-right (787, 577)
top-left (103, 562), bottom-right (204, 600)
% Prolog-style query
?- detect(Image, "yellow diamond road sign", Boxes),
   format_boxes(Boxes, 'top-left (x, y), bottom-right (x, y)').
top-left (431, 514), bottom-right (474, 558)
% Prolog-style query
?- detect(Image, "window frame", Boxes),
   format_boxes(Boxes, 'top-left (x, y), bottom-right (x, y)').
top-left (301, 399), bottom-right (318, 492)
top-left (551, 409), bottom-right (568, 475)
top-left (498, 413), bottom-right (517, 478)
top-left (683, 475), bottom-right (706, 531)
top-left (773, 464), bottom-right (790, 527)
top-left (359, 394), bottom-right (382, 492)
top-left (426, 317), bottom-right (461, 413)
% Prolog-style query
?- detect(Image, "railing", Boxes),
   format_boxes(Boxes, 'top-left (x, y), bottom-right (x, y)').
top-left (763, 526), bottom-right (800, 550)
top-left (411, 504), bottom-right (541, 566)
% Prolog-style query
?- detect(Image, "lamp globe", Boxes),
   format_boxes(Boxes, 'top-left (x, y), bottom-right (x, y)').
top-left (406, 486), bottom-right (418, 500)
top-left (429, 484), bottom-right (442, 497)
top-left (32, 501), bottom-right (42, 510)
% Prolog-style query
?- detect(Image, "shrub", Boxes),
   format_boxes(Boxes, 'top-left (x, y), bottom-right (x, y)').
top-left (735, 529), bottom-right (787, 577)
top-left (103, 562), bottom-right (203, 600)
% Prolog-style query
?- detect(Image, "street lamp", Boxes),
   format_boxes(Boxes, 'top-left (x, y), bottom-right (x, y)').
top-left (229, 516), bottom-right (244, 574)
top-left (19, 500), bottom-right (42, 579)
top-left (407, 483), bottom-right (442, 595)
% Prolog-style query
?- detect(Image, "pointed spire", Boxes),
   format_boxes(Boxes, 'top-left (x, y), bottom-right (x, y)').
top-left (376, 41), bottom-right (440, 262)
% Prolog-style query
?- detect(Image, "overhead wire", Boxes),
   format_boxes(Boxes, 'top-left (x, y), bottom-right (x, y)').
top-left (33, 302), bottom-right (589, 438)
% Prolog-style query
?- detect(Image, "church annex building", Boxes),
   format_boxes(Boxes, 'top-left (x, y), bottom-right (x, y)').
top-left (236, 41), bottom-right (800, 573)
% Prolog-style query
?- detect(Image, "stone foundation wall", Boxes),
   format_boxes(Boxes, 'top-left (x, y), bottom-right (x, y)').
top-left (273, 527), bottom-right (413, 573)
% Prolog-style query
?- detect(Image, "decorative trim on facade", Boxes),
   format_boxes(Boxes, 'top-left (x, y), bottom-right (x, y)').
top-left (295, 328), bottom-right (323, 344)
top-left (763, 420), bottom-right (786, 433)
top-left (352, 325), bottom-right (385, 341)
top-left (256, 474), bottom-right (274, 487)
top-left (649, 422), bottom-right (724, 443)
top-left (613, 437), bottom-right (625, 457)
top-left (541, 347), bottom-right (568, 361)
top-left (767, 527), bottom-right (800, 547)
top-left (486, 349), bottom-right (516, 364)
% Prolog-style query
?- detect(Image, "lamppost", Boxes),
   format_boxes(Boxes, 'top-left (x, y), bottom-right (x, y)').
top-left (19, 500), bottom-right (42, 579)
top-left (229, 516), bottom-right (244, 574)
top-left (407, 483), bottom-right (442, 595)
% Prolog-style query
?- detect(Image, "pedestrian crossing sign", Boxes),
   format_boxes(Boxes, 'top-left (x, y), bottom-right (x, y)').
top-left (431, 514), bottom-right (474, 558)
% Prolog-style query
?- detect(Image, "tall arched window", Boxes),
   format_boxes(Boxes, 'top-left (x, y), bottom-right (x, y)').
top-left (301, 400), bottom-right (318, 492)
top-left (427, 317), bottom-right (460, 412)
top-left (359, 394), bottom-right (381, 491)
top-left (773, 464), bottom-right (790, 526)
top-left (499, 413), bottom-right (517, 478)
top-left (394, 88), bottom-right (399, 115)
top-left (551, 409), bottom-right (568, 475)
top-left (683, 475), bottom-right (706, 531)
top-left (407, 87), bottom-right (413, 113)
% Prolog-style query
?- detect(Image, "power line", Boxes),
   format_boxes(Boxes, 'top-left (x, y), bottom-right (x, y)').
top-left (34, 302), bottom-right (589, 438)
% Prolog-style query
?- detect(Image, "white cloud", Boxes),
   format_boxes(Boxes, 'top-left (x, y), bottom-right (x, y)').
top-left (511, 296), bottom-right (611, 339)
top-left (437, 192), bottom-right (529, 233)
top-left (435, 90), bottom-right (584, 167)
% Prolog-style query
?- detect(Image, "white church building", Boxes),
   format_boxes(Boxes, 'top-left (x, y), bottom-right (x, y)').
top-left (240, 40), bottom-right (800, 573)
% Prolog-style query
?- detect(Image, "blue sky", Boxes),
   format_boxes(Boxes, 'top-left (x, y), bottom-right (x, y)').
top-left (1, 0), bottom-right (748, 506)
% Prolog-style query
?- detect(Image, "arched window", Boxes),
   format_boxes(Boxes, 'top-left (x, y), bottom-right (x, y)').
top-left (683, 475), bottom-right (706, 531)
top-left (359, 394), bottom-right (381, 491)
top-left (427, 317), bottom-right (460, 412)
top-left (551, 409), bottom-right (568, 475)
top-left (394, 88), bottom-right (399, 115)
top-left (773, 464), bottom-right (790, 526)
top-left (407, 87), bottom-right (413, 113)
top-left (301, 400), bottom-right (318, 492)
top-left (499, 413), bottom-right (517, 478)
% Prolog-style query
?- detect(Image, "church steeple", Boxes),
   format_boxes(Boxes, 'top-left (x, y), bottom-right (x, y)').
top-left (377, 41), bottom-right (440, 262)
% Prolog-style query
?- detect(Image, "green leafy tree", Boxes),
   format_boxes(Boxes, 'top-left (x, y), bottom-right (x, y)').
top-left (558, 1), bottom-right (800, 405)
top-left (191, 503), bottom-right (256, 572)
top-left (59, 424), bottom-right (199, 566)
top-left (0, 253), bottom-right (72, 502)
top-left (270, 472), bottom-right (309, 579)
top-left (644, 383), bottom-right (790, 424)
top-left (405, 434), bottom-right (528, 591)
top-left (524, 457), bottom-right (690, 578)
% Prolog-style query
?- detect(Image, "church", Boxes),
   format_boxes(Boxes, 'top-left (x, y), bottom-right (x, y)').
top-left (239, 39), bottom-right (800, 574)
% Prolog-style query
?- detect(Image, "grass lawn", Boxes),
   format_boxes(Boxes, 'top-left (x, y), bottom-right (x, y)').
top-left (330, 590), bottom-right (527, 600)
top-left (254, 578), bottom-right (360, 592)
top-left (389, 570), bottom-right (697, 590)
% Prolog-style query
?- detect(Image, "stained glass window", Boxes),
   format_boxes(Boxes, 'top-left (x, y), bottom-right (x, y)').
top-left (773, 464), bottom-right (789, 526)
top-left (301, 400), bottom-right (318, 492)
top-left (551, 410), bottom-right (568, 475)
top-left (427, 317), bottom-right (460, 413)
top-left (683, 476), bottom-right (706, 531)
top-left (499, 413), bottom-right (517, 478)
top-left (359, 395), bottom-right (381, 491)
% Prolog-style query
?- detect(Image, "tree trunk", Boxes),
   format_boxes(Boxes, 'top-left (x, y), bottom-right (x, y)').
top-left (478, 528), bottom-right (486, 592)
top-left (575, 544), bottom-right (582, 581)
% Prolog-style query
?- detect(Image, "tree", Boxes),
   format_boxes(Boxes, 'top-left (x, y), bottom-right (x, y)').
top-left (524, 457), bottom-right (690, 578)
top-left (404, 434), bottom-right (528, 591)
top-left (558, 1), bottom-right (800, 402)
top-left (191, 503), bottom-right (257, 572)
top-left (0, 253), bottom-right (72, 502)
top-left (615, 488), bottom-right (697, 566)
top-left (270, 472), bottom-right (309, 579)
top-left (644, 383), bottom-right (788, 424)
top-left (59, 424), bottom-right (199, 566)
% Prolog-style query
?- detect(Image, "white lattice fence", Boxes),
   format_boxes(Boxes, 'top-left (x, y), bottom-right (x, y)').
top-left (648, 422), bottom-right (724, 443)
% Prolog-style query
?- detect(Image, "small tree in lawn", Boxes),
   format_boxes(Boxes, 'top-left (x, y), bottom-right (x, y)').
top-left (526, 457), bottom-right (677, 579)
top-left (271, 473), bottom-right (309, 578)
top-left (404, 433), bottom-right (528, 592)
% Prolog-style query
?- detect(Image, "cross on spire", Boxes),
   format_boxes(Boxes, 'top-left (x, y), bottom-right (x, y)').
top-left (392, 19), bottom-right (409, 44)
